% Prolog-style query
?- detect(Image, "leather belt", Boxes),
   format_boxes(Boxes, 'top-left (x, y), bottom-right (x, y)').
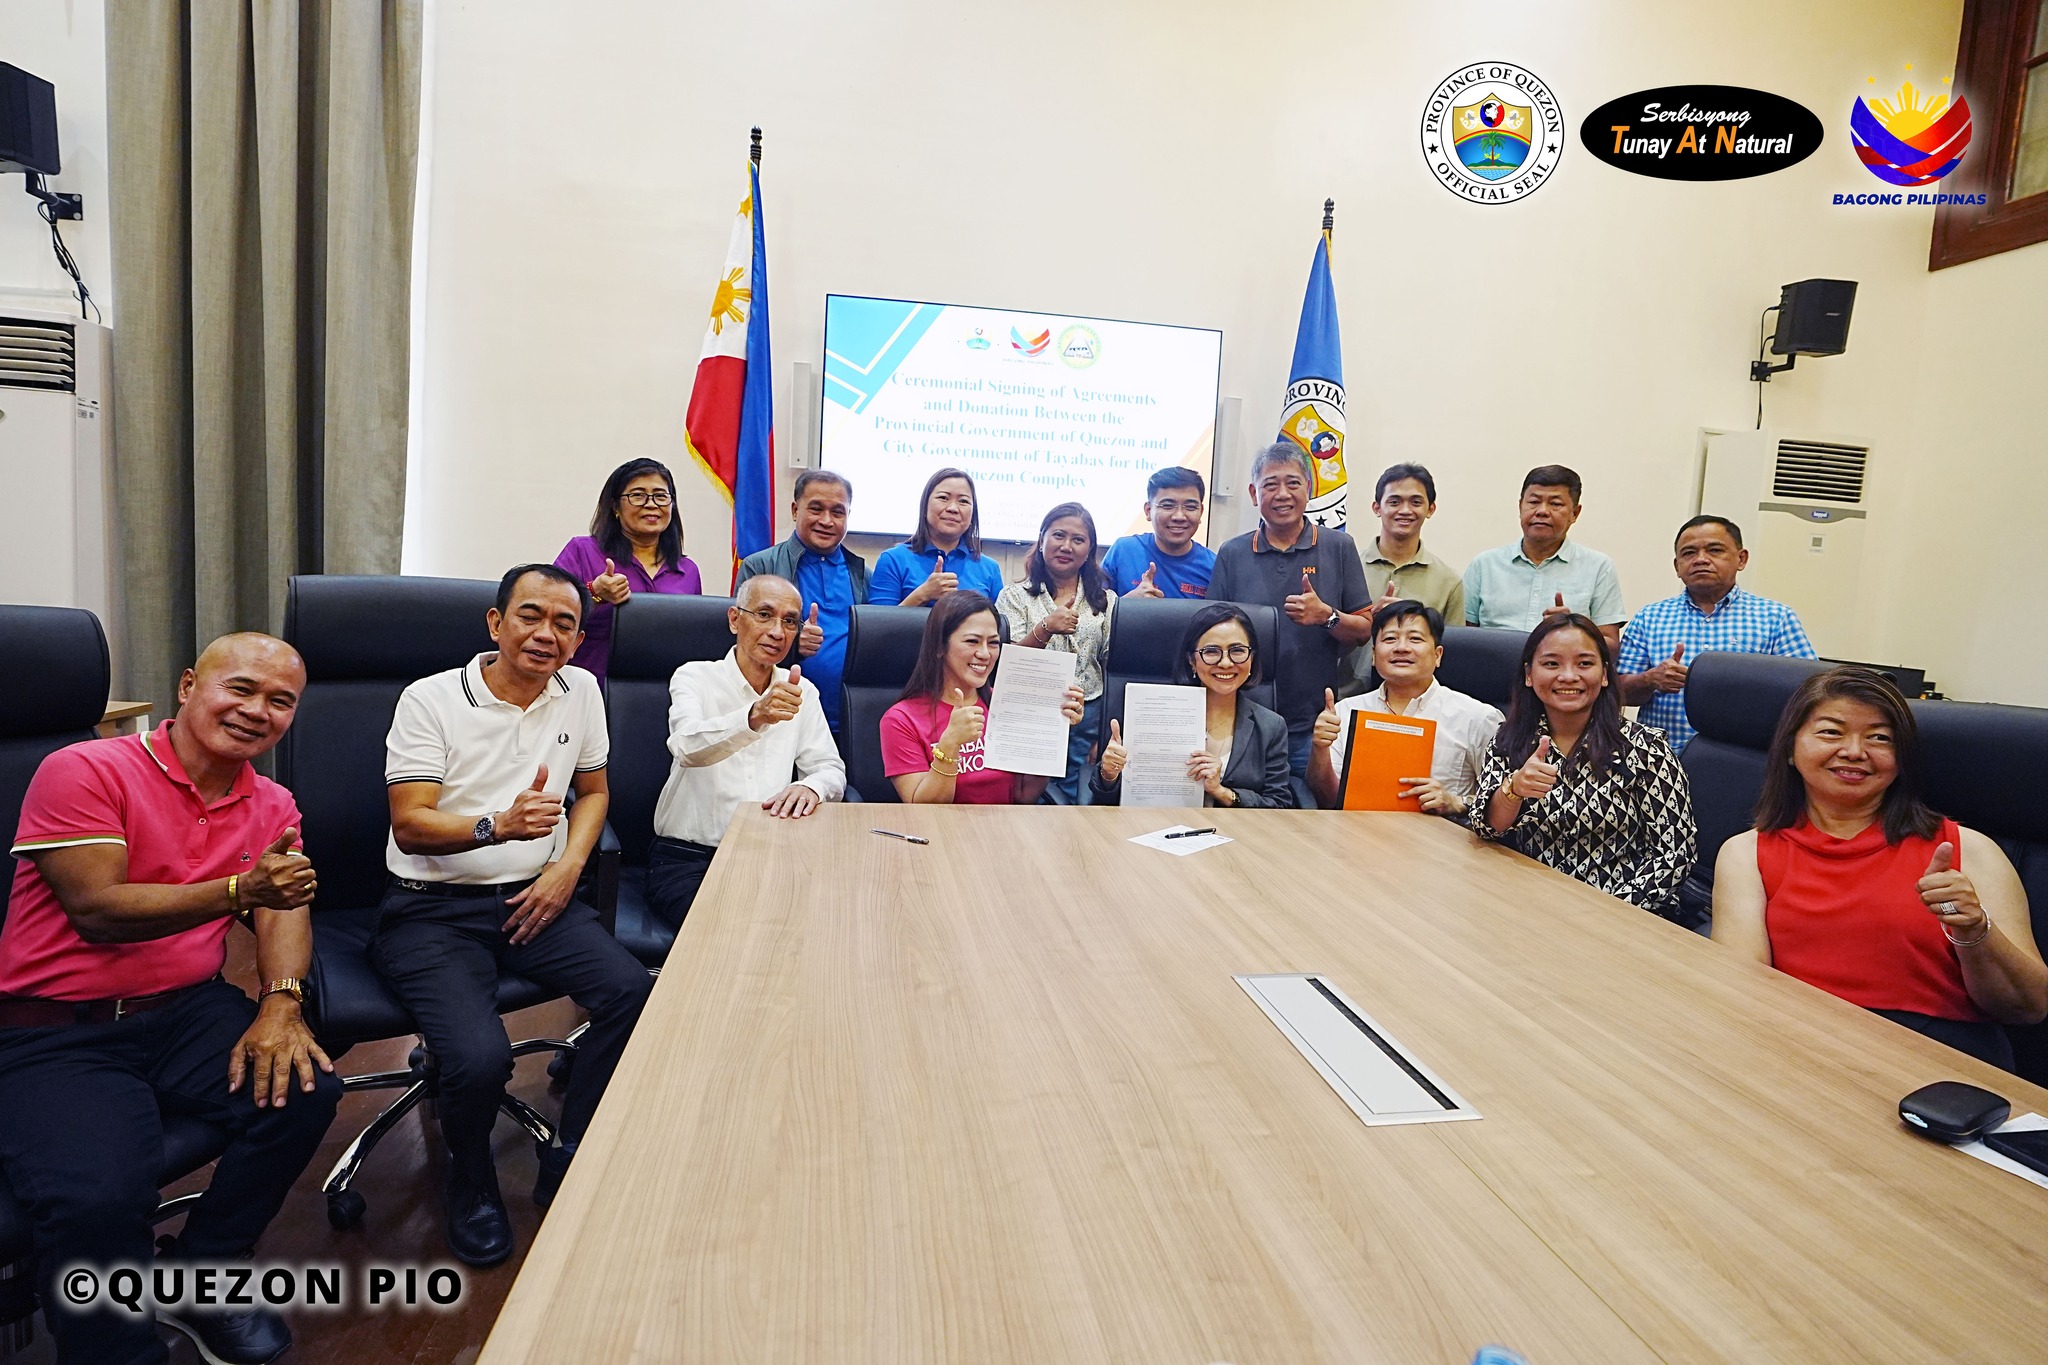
top-left (390, 875), bottom-right (538, 901)
top-left (0, 980), bottom-right (205, 1030)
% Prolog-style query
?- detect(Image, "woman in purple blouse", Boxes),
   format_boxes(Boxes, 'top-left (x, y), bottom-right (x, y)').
top-left (554, 458), bottom-right (702, 682)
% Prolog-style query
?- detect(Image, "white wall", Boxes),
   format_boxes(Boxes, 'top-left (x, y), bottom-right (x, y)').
top-left (403, 0), bottom-right (2044, 702)
top-left (0, 0), bottom-right (110, 321)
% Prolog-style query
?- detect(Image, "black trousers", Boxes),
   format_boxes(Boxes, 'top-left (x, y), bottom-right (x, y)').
top-left (367, 887), bottom-right (650, 1170)
top-left (0, 978), bottom-right (342, 1365)
top-left (644, 837), bottom-right (717, 932)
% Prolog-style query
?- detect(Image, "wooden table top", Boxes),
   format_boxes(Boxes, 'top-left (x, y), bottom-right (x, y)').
top-left (480, 805), bottom-right (2048, 1364)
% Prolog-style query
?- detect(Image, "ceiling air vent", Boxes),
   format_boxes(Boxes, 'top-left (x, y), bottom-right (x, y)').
top-left (0, 316), bottom-right (76, 392)
top-left (1770, 437), bottom-right (1867, 506)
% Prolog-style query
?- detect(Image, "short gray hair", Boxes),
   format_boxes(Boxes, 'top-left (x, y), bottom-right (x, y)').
top-left (735, 573), bottom-right (797, 611)
top-left (1250, 441), bottom-right (1312, 487)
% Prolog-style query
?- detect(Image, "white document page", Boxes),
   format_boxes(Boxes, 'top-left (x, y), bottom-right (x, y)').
top-left (1119, 683), bottom-right (1206, 808)
top-left (1128, 825), bottom-right (1233, 856)
top-left (980, 644), bottom-right (1077, 778)
top-left (1957, 1111), bottom-right (2048, 1191)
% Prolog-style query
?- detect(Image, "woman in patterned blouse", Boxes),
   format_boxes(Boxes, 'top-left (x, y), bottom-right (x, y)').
top-left (1473, 613), bottom-right (1697, 918)
top-left (996, 502), bottom-right (1116, 805)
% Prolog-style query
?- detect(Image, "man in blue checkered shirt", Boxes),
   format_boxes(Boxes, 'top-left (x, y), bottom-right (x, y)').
top-left (1617, 515), bottom-right (1816, 753)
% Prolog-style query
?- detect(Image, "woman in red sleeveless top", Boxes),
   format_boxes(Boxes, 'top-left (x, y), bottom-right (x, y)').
top-left (1712, 666), bottom-right (2046, 1069)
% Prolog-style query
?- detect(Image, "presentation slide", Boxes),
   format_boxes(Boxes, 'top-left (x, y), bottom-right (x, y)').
top-left (821, 295), bottom-right (1222, 543)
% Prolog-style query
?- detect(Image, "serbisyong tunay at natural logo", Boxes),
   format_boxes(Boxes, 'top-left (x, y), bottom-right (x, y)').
top-left (1579, 85), bottom-right (1823, 180)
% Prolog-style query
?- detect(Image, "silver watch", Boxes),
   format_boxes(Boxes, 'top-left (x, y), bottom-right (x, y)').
top-left (1320, 608), bottom-right (1343, 631)
top-left (474, 812), bottom-right (497, 845)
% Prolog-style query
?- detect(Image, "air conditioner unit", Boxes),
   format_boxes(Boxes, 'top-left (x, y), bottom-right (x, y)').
top-left (1693, 428), bottom-right (1870, 657)
top-left (0, 306), bottom-right (116, 639)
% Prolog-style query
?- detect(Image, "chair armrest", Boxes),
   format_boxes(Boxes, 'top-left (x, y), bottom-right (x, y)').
top-left (584, 823), bottom-right (622, 936)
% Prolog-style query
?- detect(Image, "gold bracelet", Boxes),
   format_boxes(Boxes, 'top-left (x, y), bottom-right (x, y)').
top-left (227, 873), bottom-right (252, 927)
top-left (929, 756), bottom-right (959, 776)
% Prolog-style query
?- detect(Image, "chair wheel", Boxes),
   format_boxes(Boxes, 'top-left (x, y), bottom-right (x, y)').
top-left (326, 1190), bottom-right (367, 1229)
top-left (547, 1051), bottom-right (574, 1084)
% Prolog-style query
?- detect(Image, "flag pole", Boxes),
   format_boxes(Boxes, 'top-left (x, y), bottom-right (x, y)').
top-left (1322, 197), bottom-right (1335, 253)
top-left (751, 126), bottom-right (763, 164)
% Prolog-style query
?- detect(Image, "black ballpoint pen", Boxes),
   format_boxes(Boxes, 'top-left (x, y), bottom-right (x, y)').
top-left (871, 828), bottom-right (929, 845)
top-left (1164, 827), bottom-right (1217, 839)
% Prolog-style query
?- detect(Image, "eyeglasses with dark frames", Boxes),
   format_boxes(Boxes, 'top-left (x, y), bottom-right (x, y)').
top-left (1194, 643), bottom-right (1253, 665)
top-left (620, 489), bottom-right (673, 507)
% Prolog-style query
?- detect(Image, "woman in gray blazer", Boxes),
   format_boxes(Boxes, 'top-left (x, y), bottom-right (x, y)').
top-left (1091, 603), bottom-right (1296, 808)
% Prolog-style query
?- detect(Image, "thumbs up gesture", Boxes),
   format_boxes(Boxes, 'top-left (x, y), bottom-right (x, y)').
top-left (1510, 736), bottom-right (1562, 801)
top-left (1647, 642), bottom-right (1689, 694)
top-left (938, 686), bottom-right (985, 753)
top-left (1131, 561), bottom-right (1165, 599)
top-left (588, 557), bottom-right (631, 606)
top-left (1099, 718), bottom-right (1128, 782)
top-left (904, 560), bottom-right (959, 608)
top-left (1540, 591), bottom-right (1570, 621)
top-left (797, 602), bottom-right (824, 658)
top-left (497, 764), bottom-right (564, 841)
top-left (1918, 840), bottom-right (1990, 939)
top-left (1312, 687), bottom-right (1343, 751)
top-left (1284, 569), bottom-right (1334, 626)
top-left (750, 664), bottom-right (806, 731)
top-left (242, 826), bottom-right (318, 910)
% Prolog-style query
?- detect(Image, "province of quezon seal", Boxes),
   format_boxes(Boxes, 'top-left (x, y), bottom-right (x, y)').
top-left (1421, 62), bottom-right (1564, 204)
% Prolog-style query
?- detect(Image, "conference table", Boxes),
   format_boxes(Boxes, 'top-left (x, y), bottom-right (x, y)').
top-left (479, 805), bottom-right (2048, 1363)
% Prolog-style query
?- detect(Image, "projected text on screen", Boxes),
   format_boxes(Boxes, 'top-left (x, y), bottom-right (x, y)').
top-left (821, 296), bottom-right (1222, 543)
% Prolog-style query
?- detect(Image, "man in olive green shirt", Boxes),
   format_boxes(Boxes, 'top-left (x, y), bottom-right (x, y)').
top-left (1345, 463), bottom-right (1466, 692)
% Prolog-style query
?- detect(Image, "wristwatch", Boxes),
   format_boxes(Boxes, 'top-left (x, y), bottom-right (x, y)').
top-left (260, 977), bottom-right (305, 1005)
top-left (1320, 608), bottom-right (1343, 631)
top-left (474, 812), bottom-right (498, 845)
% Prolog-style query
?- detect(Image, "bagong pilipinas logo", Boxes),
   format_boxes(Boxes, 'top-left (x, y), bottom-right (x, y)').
top-left (1009, 325), bottom-right (1052, 357)
top-left (1852, 70), bottom-right (1970, 186)
top-left (1421, 62), bottom-right (1564, 204)
top-left (1580, 85), bottom-right (1823, 180)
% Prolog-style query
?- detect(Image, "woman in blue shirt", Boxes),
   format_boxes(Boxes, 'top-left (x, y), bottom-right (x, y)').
top-left (868, 467), bottom-right (1007, 606)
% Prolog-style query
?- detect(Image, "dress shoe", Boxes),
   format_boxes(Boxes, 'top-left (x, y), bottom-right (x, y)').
top-left (159, 1304), bottom-right (292, 1365)
top-left (446, 1162), bottom-right (514, 1267)
top-left (533, 1139), bottom-right (576, 1208)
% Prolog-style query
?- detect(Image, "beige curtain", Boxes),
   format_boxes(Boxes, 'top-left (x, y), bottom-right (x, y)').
top-left (107, 0), bottom-right (422, 710)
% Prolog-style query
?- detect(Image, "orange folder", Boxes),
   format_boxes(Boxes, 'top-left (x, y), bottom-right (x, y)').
top-left (1336, 710), bottom-right (1438, 811)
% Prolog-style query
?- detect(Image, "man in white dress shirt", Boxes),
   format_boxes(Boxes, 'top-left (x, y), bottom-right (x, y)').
top-left (1307, 599), bottom-right (1504, 817)
top-left (648, 574), bottom-right (846, 928)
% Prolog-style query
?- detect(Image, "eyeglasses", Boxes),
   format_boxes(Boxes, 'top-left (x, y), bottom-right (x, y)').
top-left (1194, 643), bottom-right (1253, 665)
top-left (620, 489), bottom-right (673, 508)
top-left (736, 606), bottom-right (805, 631)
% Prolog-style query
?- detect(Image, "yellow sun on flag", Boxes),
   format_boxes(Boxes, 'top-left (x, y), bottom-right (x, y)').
top-left (709, 267), bottom-right (750, 334)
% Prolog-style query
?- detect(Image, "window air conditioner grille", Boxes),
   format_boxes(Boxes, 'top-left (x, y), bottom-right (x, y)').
top-left (0, 317), bottom-right (76, 392)
top-left (1771, 438), bottom-right (1867, 505)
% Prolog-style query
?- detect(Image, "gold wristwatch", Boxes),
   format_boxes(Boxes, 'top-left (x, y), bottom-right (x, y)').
top-left (260, 977), bottom-right (306, 1005)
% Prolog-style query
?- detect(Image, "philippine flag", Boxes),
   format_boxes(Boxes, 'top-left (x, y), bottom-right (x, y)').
top-left (684, 152), bottom-right (776, 568)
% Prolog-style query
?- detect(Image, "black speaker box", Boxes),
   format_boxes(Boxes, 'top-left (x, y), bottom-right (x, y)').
top-left (1771, 278), bottom-right (1857, 357)
top-left (0, 62), bottom-right (61, 176)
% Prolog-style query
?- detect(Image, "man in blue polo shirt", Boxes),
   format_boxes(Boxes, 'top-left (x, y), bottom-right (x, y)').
top-left (1101, 466), bottom-right (1216, 600)
top-left (736, 470), bottom-right (868, 731)
top-left (1618, 514), bottom-right (1816, 753)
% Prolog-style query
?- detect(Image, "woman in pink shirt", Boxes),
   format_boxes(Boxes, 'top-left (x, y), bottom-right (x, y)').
top-left (881, 590), bottom-right (1084, 804)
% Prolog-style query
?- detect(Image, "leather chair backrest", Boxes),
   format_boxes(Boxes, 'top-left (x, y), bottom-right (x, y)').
top-left (0, 606), bottom-right (110, 925)
top-left (1680, 652), bottom-right (1831, 888)
top-left (1100, 598), bottom-right (1281, 734)
top-left (275, 575), bottom-right (498, 911)
top-left (840, 605), bottom-right (1010, 803)
top-left (605, 595), bottom-right (737, 864)
top-left (1435, 626), bottom-right (1526, 714)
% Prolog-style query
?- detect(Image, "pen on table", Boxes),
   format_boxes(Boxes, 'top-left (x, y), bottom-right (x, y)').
top-left (871, 828), bottom-right (929, 845)
top-left (1164, 827), bottom-right (1217, 840)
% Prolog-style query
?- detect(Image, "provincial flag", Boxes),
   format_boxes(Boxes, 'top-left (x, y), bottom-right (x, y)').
top-left (684, 150), bottom-right (776, 567)
top-left (1278, 219), bottom-right (1348, 527)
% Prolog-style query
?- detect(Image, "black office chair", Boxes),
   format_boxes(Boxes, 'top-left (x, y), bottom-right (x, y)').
top-left (1435, 626), bottom-right (1528, 714)
top-left (840, 606), bottom-right (950, 804)
top-left (601, 593), bottom-right (737, 966)
top-left (1914, 697), bottom-right (2048, 1085)
top-left (0, 606), bottom-right (230, 1347)
top-left (276, 574), bottom-right (604, 1230)
top-left (1675, 652), bottom-right (1828, 927)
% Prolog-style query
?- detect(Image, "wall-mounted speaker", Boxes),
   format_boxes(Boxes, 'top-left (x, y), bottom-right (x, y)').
top-left (1772, 278), bottom-right (1857, 357)
top-left (0, 63), bottom-right (61, 176)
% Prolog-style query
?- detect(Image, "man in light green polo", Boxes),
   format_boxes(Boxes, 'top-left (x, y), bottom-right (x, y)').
top-left (1343, 462), bottom-right (1467, 693)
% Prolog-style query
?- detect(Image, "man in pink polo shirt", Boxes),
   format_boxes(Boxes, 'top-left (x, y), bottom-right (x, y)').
top-left (0, 633), bottom-right (340, 1365)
